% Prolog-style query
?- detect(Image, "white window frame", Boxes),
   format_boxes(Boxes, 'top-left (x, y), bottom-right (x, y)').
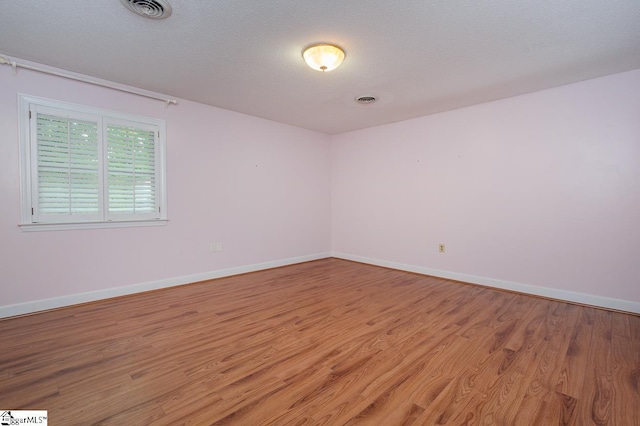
top-left (18, 94), bottom-right (168, 231)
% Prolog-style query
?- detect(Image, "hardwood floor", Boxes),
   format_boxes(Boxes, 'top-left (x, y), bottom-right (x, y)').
top-left (1, 258), bottom-right (638, 425)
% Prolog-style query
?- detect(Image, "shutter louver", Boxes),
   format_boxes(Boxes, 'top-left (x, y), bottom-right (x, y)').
top-left (107, 125), bottom-right (157, 217)
top-left (36, 113), bottom-right (99, 218)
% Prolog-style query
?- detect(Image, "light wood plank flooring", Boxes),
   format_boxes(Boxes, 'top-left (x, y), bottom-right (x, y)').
top-left (1, 258), bottom-right (638, 425)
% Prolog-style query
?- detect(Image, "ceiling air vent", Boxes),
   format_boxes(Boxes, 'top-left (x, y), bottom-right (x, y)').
top-left (120, 0), bottom-right (172, 19)
top-left (355, 96), bottom-right (378, 105)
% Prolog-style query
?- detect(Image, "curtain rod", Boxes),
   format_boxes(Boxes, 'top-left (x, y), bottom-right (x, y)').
top-left (0, 54), bottom-right (178, 107)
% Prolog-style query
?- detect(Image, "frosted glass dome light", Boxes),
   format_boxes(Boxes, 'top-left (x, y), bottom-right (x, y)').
top-left (302, 44), bottom-right (346, 72)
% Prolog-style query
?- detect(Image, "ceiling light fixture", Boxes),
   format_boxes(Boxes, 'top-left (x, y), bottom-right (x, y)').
top-left (302, 44), bottom-right (345, 72)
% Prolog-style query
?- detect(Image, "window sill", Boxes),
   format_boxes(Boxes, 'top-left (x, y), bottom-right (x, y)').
top-left (19, 219), bottom-right (168, 232)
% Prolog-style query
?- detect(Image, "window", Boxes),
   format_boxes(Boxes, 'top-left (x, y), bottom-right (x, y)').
top-left (18, 95), bottom-right (167, 230)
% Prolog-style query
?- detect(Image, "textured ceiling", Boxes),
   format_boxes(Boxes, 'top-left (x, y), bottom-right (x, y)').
top-left (1, 1), bottom-right (639, 134)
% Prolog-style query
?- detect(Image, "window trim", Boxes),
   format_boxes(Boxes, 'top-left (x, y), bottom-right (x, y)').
top-left (18, 94), bottom-right (168, 231)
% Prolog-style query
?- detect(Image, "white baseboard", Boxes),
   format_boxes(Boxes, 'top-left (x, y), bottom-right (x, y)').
top-left (4, 252), bottom-right (637, 319)
top-left (0, 252), bottom-right (332, 319)
top-left (332, 252), bottom-right (640, 314)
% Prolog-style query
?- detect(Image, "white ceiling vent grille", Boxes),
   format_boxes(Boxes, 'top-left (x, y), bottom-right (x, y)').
top-left (355, 96), bottom-right (378, 105)
top-left (120, 0), bottom-right (172, 19)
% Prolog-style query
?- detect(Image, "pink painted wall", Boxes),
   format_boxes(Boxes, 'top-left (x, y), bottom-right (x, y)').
top-left (332, 69), bottom-right (640, 304)
top-left (2, 63), bottom-right (639, 310)
top-left (0, 67), bottom-right (331, 306)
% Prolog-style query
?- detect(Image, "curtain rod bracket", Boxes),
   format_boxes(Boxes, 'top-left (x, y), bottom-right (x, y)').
top-left (0, 55), bottom-right (18, 75)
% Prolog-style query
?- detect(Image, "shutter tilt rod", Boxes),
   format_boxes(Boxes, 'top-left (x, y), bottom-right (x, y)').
top-left (0, 54), bottom-right (178, 107)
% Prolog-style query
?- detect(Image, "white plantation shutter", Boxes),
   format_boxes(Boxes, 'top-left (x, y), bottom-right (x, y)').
top-left (106, 122), bottom-right (159, 219)
top-left (20, 95), bottom-right (166, 229)
top-left (32, 107), bottom-right (102, 223)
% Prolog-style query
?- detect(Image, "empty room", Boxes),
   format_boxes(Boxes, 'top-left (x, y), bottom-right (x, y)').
top-left (1, 1), bottom-right (639, 425)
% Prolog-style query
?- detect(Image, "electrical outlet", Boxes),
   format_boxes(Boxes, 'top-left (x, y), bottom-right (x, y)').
top-left (439, 243), bottom-right (445, 253)
top-left (210, 242), bottom-right (223, 252)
